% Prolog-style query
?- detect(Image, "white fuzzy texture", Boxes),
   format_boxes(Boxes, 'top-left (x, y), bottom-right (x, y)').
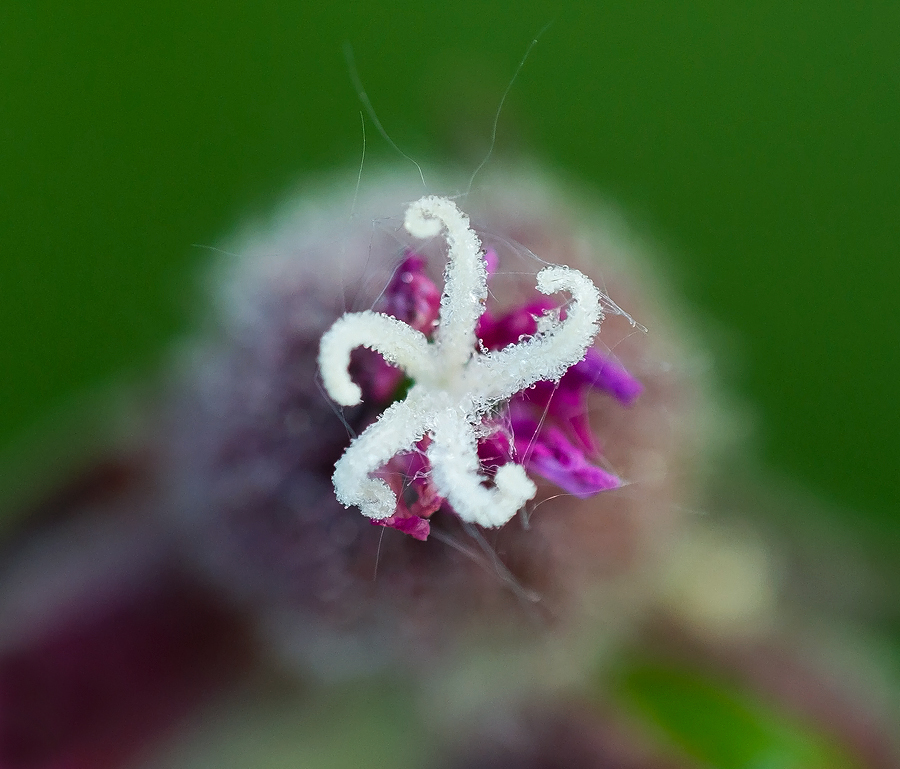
top-left (318, 195), bottom-right (603, 528)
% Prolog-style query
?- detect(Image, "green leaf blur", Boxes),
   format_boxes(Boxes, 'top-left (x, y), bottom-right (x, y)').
top-left (615, 661), bottom-right (862, 769)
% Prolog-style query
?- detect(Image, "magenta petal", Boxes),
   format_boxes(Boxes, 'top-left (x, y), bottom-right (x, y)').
top-left (477, 429), bottom-right (514, 472)
top-left (516, 424), bottom-right (621, 498)
top-left (380, 252), bottom-right (441, 335)
top-left (353, 252), bottom-right (439, 405)
top-left (477, 298), bottom-right (556, 351)
top-left (372, 514), bottom-right (431, 541)
top-left (510, 381), bottom-right (597, 454)
top-left (564, 411), bottom-right (599, 456)
top-left (395, 442), bottom-right (444, 519)
top-left (351, 349), bottom-right (404, 403)
top-left (407, 476), bottom-right (444, 520)
top-left (372, 443), bottom-right (443, 539)
top-left (572, 349), bottom-right (643, 405)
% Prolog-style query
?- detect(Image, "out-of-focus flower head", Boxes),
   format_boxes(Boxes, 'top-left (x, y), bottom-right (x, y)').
top-left (4, 166), bottom-right (899, 769)
top-left (162, 170), bottom-right (701, 681)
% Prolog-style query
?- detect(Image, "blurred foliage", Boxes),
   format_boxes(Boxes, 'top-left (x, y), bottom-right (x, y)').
top-left (147, 679), bottom-right (427, 769)
top-left (1, 0), bottom-right (898, 537)
top-left (614, 660), bottom-right (863, 769)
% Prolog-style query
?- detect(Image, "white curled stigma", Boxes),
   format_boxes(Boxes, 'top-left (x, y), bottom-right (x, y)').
top-left (318, 195), bottom-right (603, 529)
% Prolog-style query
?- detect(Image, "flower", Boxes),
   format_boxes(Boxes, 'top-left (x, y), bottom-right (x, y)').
top-left (160, 169), bottom-right (695, 677)
top-left (320, 195), bottom-right (644, 540)
top-left (319, 195), bottom-right (605, 534)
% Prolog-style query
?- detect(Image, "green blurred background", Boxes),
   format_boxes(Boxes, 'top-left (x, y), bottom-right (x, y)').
top-left (1, 1), bottom-right (898, 535)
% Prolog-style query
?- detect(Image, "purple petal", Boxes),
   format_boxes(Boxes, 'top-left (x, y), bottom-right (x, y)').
top-left (380, 252), bottom-right (441, 335)
top-left (372, 514), bottom-right (431, 541)
top-left (515, 424), bottom-right (621, 498)
top-left (476, 298), bottom-right (555, 351)
top-left (572, 349), bottom-right (643, 406)
top-left (351, 349), bottom-right (404, 403)
top-left (510, 379), bottom-right (596, 454)
top-left (355, 252), bottom-right (440, 403)
top-left (477, 429), bottom-right (514, 472)
top-left (372, 442), bottom-right (443, 539)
